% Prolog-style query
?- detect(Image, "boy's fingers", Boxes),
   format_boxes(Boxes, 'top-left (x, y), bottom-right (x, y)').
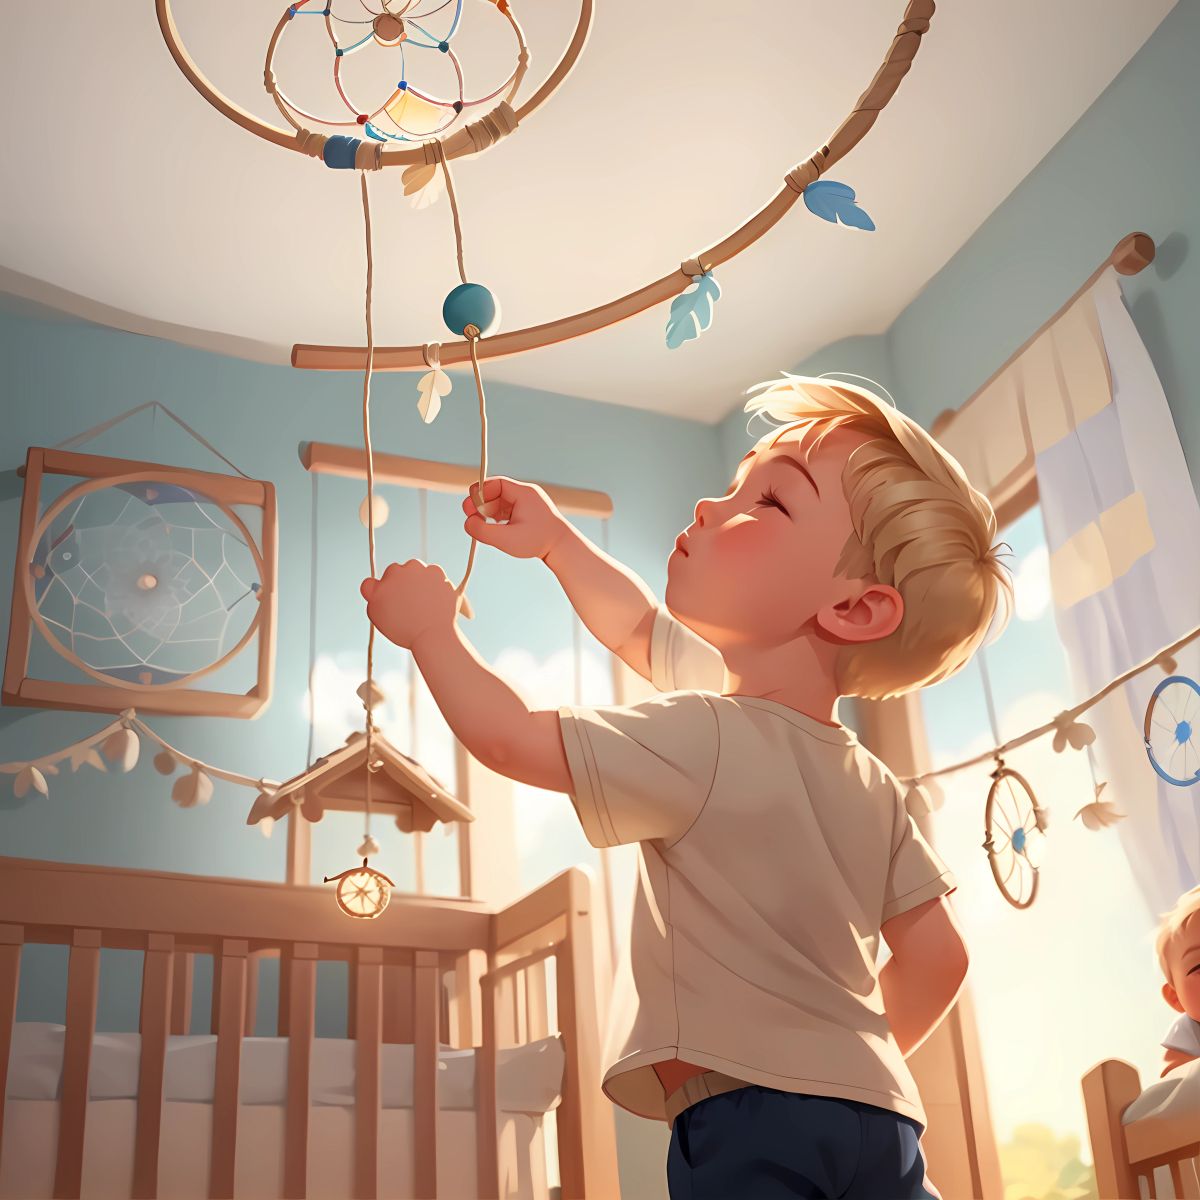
top-left (463, 514), bottom-right (502, 544)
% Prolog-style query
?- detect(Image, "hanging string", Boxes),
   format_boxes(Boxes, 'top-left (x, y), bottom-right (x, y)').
top-left (52, 399), bottom-right (251, 479)
top-left (976, 640), bottom-right (1004, 759)
top-left (307, 472), bottom-right (320, 770)
top-left (361, 170), bottom-right (379, 846)
top-left (432, 137), bottom-right (489, 608)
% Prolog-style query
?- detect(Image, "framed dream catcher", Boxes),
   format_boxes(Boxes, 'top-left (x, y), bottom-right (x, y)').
top-left (3, 446), bottom-right (277, 719)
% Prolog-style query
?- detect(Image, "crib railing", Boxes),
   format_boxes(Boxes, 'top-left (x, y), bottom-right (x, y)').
top-left (0, 855), bottom-right (618, 1200)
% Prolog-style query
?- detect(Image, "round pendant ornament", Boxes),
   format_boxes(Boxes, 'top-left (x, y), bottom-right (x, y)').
top-left (323, 858), bottom-right (395, 919)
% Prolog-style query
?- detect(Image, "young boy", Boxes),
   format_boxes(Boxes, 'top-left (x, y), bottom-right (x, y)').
top-left (1157, 885), bottom-right (1200, 1077)
top-left (362, 375), bottom-right (1013, 1199)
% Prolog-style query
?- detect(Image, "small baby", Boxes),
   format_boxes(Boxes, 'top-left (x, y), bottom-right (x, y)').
top-left (1157, 884), bottom-right (1200, 1077)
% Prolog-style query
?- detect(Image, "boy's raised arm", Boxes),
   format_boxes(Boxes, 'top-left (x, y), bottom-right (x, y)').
top-left (543, 522), bottom-right (659, 680)
top-left (462, 476), bottom-right (660, 679)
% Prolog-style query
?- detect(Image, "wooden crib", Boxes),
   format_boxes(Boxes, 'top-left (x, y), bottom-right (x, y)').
top-left (1083, 1059), bottom-right (1200, 1199)
top-left (0, 855), bottom-right (619, 1199)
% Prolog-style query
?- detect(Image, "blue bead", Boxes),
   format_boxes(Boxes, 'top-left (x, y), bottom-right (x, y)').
top-left (287, 4), bottom-right (296, 15)
top-left (398, 80), bottom-right (408, 90)
top-left (335, 47), bottom-right (344, 57)
top-left (322, 135), bottom-right (361, 169)
top-left (438, 40), bottom-right (449, 52)
top-left (442, 283), bottom-right (500, 338)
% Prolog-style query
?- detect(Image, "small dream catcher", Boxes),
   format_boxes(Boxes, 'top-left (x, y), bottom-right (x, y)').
top-left (983, 758), bottom-right (1048, 910)
top-left (3, 407), bottom-right (277, 719)
top-left (325, 857), bottom-right (396, 919)
top-left (976, 642), bottom-right (1050, 909)
top-left (1143, 672), bottom-right (1200, 787)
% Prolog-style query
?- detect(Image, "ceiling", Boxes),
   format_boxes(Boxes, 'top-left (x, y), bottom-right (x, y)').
top-left (0, 1), bottom-right (1177, 423)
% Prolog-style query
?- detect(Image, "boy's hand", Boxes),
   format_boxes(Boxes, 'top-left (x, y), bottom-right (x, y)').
top-left (361, 560), bottom-right (458, 651)
top-left (462, 477), bottom-right (568, 561)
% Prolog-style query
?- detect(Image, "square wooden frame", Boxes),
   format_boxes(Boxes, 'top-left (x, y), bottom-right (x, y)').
top-left (3, 447), bottom-right (278, 719)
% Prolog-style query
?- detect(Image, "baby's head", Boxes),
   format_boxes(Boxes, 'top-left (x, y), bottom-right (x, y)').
top-left (667, 374), bottom-right (1013, 700)
top-left (1157, 885), bottom-right (1200, 1021)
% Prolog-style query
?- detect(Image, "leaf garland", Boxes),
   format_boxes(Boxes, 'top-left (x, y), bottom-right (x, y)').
top-left (803, 180), bottom-right (876, 231)
top-left (416, 369), bottom-right (453, 424)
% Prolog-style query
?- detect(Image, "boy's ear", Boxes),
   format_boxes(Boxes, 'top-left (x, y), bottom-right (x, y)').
top-left (815, 583), bottom-right (903, 644)
top-left (1163, 981), bottom-right (1184, 1013)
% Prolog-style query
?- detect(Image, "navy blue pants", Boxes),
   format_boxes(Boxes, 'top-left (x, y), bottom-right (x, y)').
top-left (666, 1086), bottom-right (939, 1199)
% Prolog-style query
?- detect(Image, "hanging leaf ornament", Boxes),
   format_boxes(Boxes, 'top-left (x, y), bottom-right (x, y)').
top-left (402, 162), bottom-right (444, 210)
top-left (1074, 781), bottom-right (1127, 831)
top-left (416, 369), bottom-right (452, 424)
top-left (802, 180), bottom-right (876, 230)
top-left (153, 750), bottom-right (178, 775)
top-left (70, 743), bottom-right (107, 773)
top-left (103, 727), bottom-right (141, 773)
top-left (665, 272), bottom-right (722, 350)
top-left (172, 766), bottom-right (213, 808)
top-left (13, 765), bottom-right (49, 799)
top-left (260, 816), bottom-right (276, 839)
top-left (1051, 711), bottom-right (1096, 753)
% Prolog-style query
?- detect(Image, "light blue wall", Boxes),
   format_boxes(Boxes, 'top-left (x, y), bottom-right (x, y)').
top-left (887, 0), bottom-right (1199, 488)
top-left (0, 315), bottom-right (724, 879)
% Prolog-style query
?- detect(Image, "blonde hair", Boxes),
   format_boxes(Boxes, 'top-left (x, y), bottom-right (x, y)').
top-left (743, 373), bottom-right (1015, 701)
top-left (1157, 886), bottom-right (1200, 983)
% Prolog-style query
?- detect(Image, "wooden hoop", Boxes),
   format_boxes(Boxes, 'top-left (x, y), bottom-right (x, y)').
top-left (156, 0), bottom-right (594, 166)
top-left (291, 0), bottom-right (937, 372)
top-left (24, 470), bottom-right (269, 693)
top-left (983, 765), bottom-right (1042, 910)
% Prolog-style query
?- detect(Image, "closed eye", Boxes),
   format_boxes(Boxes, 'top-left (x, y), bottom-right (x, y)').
top-left (1188, 963), bottom-right (1200, 975)
top-left (755, 485), bottom-right (789, 517)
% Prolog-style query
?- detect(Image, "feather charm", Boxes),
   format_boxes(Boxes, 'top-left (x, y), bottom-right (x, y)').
top-left (402, 163), bottom-right (444, 210)
top-left (1052, 711), bottom-right (1096, 753)
top-left (416, 369), bottom-right (453, 423)
top-left (803, 180), bottom-right (876, 231)
top-left (1074, 783), bottom-right (1126, 830)
top-left (665, 272), bottom-right (722, 350)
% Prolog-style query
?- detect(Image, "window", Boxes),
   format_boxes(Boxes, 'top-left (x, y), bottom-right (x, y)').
top-left (917, 504), bottom-right (1169, 1165)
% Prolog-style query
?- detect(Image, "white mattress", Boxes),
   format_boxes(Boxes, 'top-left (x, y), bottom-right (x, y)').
top-left (1, 1023), bottom-right (564, 1200)
top-left (5, 1022), bottom-right (564, 1112)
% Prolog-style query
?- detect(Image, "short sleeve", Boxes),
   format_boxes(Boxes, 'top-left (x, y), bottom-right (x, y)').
top-left (556, 692), bottom-right (719, 848)
top-left (648, 604), bottom-right (725, 693)
top-left (1162, 1014), bottom-right (1200, 1055)
top-left (882, 790), bottom-right (957, 924)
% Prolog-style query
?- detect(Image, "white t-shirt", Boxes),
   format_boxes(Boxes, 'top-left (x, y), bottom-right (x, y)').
top-left (1163, 1013), bottom-right (1200, 1056)
top-left (556, 606), bottom-right (956, 1126)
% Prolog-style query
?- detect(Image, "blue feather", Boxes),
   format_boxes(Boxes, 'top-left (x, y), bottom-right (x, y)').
top-left (803, 179), bottom-right (876, 231)
top-left (666, 272), bottom-right (722, 350)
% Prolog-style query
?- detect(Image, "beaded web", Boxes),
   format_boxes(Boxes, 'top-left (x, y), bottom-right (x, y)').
top-left (268, 0), bottom-right (526, 143)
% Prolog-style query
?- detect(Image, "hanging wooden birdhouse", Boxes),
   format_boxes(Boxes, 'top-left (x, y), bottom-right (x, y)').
top-left (246, 729), bottom-right (473, 834)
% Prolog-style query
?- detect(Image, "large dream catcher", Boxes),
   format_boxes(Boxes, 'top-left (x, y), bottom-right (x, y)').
top-left (3, 408), bottom-right (277, 719)
top-left (158, 0), bottom-right (938, 911)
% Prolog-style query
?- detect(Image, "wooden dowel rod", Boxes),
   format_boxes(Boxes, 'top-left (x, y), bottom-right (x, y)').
top-left (412, 950), bottom-right (440, 1200)
top-left (55, 929), bottom-right (101, 1200)
top-left (302, 441), bottom-right (613, 519)
top-left (931, 232), bottom-right (1155, 437)
top-left (133, 934), bottom-right (174, 1200)
top-left (283, 944), bottom-right (318, 1200)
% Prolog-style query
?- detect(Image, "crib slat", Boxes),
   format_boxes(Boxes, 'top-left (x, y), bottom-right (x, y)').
top-left (413, 950), bottom-right (440, 1199)
top-left (284, 944), bottom-right (318, 1200)
top-left (54, 928), bottom-right (101, 1200)
top-left (383, 962), bottom-right (414, 1043)
top-left (133, 933), bottom-right (174, 1199)
top-left (355, 947), bottom-right (383, 1200)
top-left (0, 926), bottom-right (23, 1160)
top-left (476, 966), bottom-right (500, 1200)
top-left (525, 958), bottom-right (548, 1041)
top-left (210, 939), bottom-right (248, 1200)
top-left (170, 951), bottom-right (193, 1034)
top-left (243, 951), bottom-right (260, 1035)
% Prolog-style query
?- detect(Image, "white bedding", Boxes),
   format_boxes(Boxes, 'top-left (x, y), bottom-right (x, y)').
top-left (5, 1022), bottom-right (564, 1112)
top-left (1120, 1056), bottom-right (1200, 1200)
top-left (1, 1022), bottom-right (564, 1199)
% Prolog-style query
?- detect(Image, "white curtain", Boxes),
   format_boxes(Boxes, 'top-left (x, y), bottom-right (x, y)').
top-left (938, 268), bottom-right (1200, 917)
top-left (1038, 271), bottom-right (1200, 916)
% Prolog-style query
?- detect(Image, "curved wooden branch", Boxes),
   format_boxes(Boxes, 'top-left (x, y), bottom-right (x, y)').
top-left (292, 0), bottom-right (937, 372)
top-left (156, 0), bottom-right (594, 166)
